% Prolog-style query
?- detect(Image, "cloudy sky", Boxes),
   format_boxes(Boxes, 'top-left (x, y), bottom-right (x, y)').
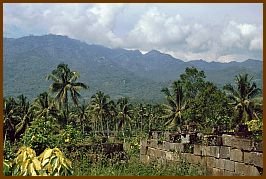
top-left (4, 3), bottom-right (263, 62)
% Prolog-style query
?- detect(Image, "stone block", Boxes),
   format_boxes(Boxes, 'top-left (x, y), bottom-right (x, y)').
top-left (209, 146), bottom-right (220, 158)
top-left (163, 141), bottom-right (170, 151)
top-left (202, 146), bottom-right (220, 157)
top-left (234, 162), bottom-right (259, 176)
top-left (147, 147), bottom-right (156, 157)
top-left (193, 144), bottom-right (202, 155)
top-left (244, 152), bottom-right (263, 168)
top-left (202, 146), bottom-right (210, 156)
top-left (181, 153), bottom-right (193, 164)
top-left (222, 134), bottom-right (234, 146)
top-left (249, 166), bottom-right (261, 176)
top-left (220, 146), bottom-right (230, 159)
top-left (154, 149), bottom-right (164, 158)
top-left (174, 143), bottom-right (185, 153)
top-left (215, 158), bottom-right (226, 170)
top-left (198, 156), bottom-right (207, 166)
top-left (169, 142), bottom-right (175, 151)
top-left (190, 155), bottom-right (202, 165)
top-left (165, 151), bottom-right (175, 161)
top-left (231, 137), bottom-right (253, 151)
top-left (149, 139), bottom-right (158, 148)
top-left (206, 167), bottom-right (213, 176)
top-left (230, 149), bottom-right (243, 162)
top-left (235, 162), bottom-right (249, 176)
top-left (212, 168), bottom-right (224, 176)
top-left (224, 159), bottom-right (235, 172)
top-left (206, 156), bottom-right (215, 168)
top-left (140, 146), bottom-right (148, 155)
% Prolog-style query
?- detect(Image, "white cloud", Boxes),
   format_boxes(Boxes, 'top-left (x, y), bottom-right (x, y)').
top-left (249, 38), bottom-right (262, 51)
top-left (4, 3), bottom-right (263, 62)
top-left (126, 7), bottom-right (188, 50)
top-left (220, 21), bottom-right (262, 51)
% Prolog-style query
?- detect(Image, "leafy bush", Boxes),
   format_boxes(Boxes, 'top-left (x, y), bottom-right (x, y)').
top-left (59, 124), bottom-right (83, 145)
top-left (22, 117), bottom-right (60, 155)
top-left (3, 146), bottom-right (73, 176)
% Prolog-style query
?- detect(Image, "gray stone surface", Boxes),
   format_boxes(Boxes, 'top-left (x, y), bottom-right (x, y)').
top-left (230, 149), bottom-right (243, 162)
top-left (244, 152), bottom-right (263, 168)
top-left (220, 146), bottom-right (230, 159)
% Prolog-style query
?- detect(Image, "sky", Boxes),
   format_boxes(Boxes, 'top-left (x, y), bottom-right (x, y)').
top-left (4, 3), bottom-right (263, 62)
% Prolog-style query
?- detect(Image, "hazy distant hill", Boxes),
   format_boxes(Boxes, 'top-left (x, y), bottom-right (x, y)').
top-left (3, 34), bottom-right (262, 102)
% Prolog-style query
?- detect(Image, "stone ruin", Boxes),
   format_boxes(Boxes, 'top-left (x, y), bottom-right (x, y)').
top-left (140, 126), bottom-right (263, 176)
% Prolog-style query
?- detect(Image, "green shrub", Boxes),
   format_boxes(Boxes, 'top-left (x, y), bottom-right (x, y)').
top-left (3, 146), bottom-right (73, 176)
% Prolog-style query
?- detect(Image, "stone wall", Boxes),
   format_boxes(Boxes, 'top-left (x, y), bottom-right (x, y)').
top-left (140, 131), bottom-right (263, 176)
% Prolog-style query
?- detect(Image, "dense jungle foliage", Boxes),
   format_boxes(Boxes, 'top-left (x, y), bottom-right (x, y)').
top-left (3, 64), bottom-right (263, 176)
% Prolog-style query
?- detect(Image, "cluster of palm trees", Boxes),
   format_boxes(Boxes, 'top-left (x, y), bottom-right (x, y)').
top-left (159, 68), bottom-right (262, 131)
top-left (4, 64), bottom-right (168, 143)
top-left (223, 74), bottom-right (262, 125)
top-left (3, 64), bottom-right (263, 145)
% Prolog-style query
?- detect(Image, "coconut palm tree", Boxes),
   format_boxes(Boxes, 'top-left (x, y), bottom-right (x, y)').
top-left (161, 80), bottom-right (187, 131)
top-left (117, 97), bottom-right (133, 132)
top-left (69, 100), bottom-right (90, 135)
top-left (107, 100), bottom-right (117, 132)
top-left (46, 63), bottom-right (88, 123)
top-left (89, 91), bottom-right (111, 133)
top-left (223, 74), bottom-right (261, 125)
top-left (4, 95), bottom-right (33, 142)
top-left (136, 103), bottom-right (148, 133)
top-left (31, 92), bottom-right (59, 119)
top-left (4, 97), bottom-right (19, 143)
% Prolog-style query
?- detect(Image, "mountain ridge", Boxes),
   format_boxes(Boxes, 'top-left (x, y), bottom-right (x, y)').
top-left (4, 34), bottom-right (262, 63)
top-left (3, 34), bottom-right (262, 102)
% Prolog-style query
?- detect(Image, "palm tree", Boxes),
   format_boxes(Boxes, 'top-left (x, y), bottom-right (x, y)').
top-left (117, 97), bottom-right (133, 133)
top-left (145, 104), bottom-right (155, 132)
top-left (69, 100), bottom-right (90, 135)
top-left (223, 74), bottom-right (261, 125)
top-left (46, 63), bottom-right (88, 123)
top-left (161, 80), bottom-right (187, 131)
top-left (4, 95), bottom-right (33, 142)
top-left (31, 92), bottom-right (59, 119)
top-left (89, 91), bottom-right (111, 133)
top-left (136, 103), bottom-right (148, 133)
top-left (107, 100), bottom-right (117, 132)
top-left (4, 97), bottom-right (19, 143)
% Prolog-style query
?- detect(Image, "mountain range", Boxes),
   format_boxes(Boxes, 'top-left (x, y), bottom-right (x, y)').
top-left (3, 34), bottom-right (262, 102)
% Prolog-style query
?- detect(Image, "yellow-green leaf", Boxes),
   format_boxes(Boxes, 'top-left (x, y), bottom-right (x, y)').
top-left (32, 158), bottom-right (42, 170)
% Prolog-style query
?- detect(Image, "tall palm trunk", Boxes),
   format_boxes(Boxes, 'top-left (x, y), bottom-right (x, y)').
top-left (106, 119), bottom-right (110, 138)
top-left (101, 113), bottom-right (104, 132)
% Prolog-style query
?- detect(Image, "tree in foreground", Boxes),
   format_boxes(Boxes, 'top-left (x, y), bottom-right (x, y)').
top-left (223, 74), bottom-right (261, 127)
top-left (46, 63), bottom-right (88, 124)
top-left (161, 80), bottom-right (187, 131)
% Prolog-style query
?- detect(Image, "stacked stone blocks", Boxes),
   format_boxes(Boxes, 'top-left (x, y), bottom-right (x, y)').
top-left (140, 131), bottom-right (263, 176)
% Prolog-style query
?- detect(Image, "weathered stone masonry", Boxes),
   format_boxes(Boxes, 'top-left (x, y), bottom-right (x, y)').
top-left (140, 131), bottom-right (263, 176)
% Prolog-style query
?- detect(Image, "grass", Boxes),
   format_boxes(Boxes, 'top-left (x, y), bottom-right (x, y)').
top-left (71, 152), bottom-right (204, 176)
